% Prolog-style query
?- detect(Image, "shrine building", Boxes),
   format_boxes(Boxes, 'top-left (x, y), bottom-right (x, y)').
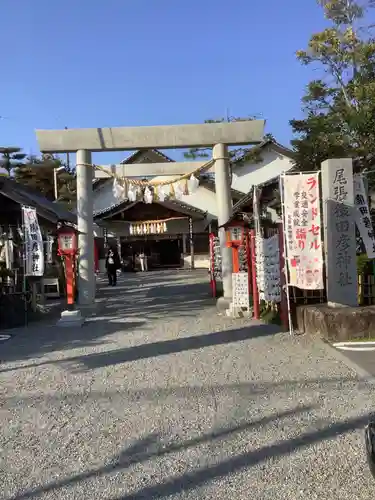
top-left (92, 142), bottom-right (294, 271)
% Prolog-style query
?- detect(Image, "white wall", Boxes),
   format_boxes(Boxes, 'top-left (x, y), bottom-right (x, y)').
top-left (93, 146), bottom-right (295, 220)
top-left (231, 148), bottom-right (294, 194)
top-left (93, 175), bottom-right (219, 220)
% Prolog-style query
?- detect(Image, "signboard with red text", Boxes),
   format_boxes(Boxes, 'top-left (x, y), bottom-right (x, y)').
top-left (283, 173), bottom-right (324, 290)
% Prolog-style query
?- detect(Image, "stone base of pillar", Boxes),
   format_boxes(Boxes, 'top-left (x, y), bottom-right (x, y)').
top-left (225, 304), bottom-right (252, 318)
top-left (216, 296), bottom-right (232, 312)
top-left (57, 309), bottom-right (85, 327)
top-left (77, 303), bottom-right (97, 316)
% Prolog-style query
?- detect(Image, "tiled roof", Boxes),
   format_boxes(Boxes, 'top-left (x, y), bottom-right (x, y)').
top-left (233, 139), bottom-right (295, 165)
top-left (0, 177), bottom-right (76, 223)
top-left (120, 149), bottom-right (173, 164)
top-left (199, 175), bottom-right (243, 199)
top-left (94, 198), bottom-right (207, 220)
top-left (93, 149), bottom-right (174, 190)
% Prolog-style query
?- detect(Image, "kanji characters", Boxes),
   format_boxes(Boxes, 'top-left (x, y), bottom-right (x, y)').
top-left (334, 204), bottom-right (350, 218)
top-left (333, 168), bottom-right (347, 185)
top-left (336, 251), bottom-right (352, 269)
top-left (333, 185), bottom-right (348, 202)
top-left (335, 220), bottom-right (349, 232)
top-left (355, 194), bottom-right (366, 205)
top-left (336, 233), bottom-right (351, 251)
top-left (363, 216), bottom-right (372, 229)
top-left (337, 271), bottom-right (353, 287)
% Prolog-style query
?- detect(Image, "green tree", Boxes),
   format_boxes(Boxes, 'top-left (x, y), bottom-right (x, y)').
top-left (290, 0), bottom-right (375, 177)
top-left (14, 155), bottom-right (77, 206)
top-left (184, 115), bottom-right (273, 165)
top-left (0, 147), bottom-right (26, 174)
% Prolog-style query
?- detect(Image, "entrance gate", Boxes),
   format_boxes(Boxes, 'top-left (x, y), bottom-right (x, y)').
top-left (36, 120), bottom-right (265, 310)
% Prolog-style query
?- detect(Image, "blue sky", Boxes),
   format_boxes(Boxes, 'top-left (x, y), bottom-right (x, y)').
top-left (0, 0), bottom-right (329, 163)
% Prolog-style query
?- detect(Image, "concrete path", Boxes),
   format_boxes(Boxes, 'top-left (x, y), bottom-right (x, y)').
top-left (332, 345), bottom-right (375, 380)
top-left (1, 270), bottom-right (375, 499)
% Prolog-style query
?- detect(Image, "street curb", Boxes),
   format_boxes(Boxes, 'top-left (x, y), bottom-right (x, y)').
top-left (324, 340), bottom-right (375, 385)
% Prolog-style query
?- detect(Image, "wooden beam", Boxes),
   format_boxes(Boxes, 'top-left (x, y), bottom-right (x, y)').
top-left (36, 120), bottom-right (265, 153)
top-left (94, 161), bottom-right (211, 178)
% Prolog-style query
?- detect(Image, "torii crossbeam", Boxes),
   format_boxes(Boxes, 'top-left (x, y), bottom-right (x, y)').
top-left (35, 120), bottom-right (265, 315)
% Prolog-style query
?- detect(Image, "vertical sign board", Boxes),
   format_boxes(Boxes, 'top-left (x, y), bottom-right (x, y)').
top-left (22, 206), bottom-right (44, 277)
top-left (353, 174), bottom-right (375, 258)
top-left (321, 159), bottom-right (358, 307)
top-left (256, 235), bottom-right (281, 302)
top-left (283, 173), bottom-right (324, 290)
top-left (232, 272), bottom-right (250, 310)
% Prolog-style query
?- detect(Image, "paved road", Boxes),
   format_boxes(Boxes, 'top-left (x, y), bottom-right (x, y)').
top-left (1, 270), bottom-right (375, 499)
top-left (331, 344), bottom-right (375, 380)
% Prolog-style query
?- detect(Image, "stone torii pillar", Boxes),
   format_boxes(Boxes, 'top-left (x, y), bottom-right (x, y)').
top-left (35, 120), bottom-right (265, 315)
top-left (213, 144), bottom-right (233, 307)
top-left (76, 150), bottom-right (95, 306)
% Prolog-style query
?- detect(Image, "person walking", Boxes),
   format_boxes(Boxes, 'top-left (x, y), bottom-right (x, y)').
top-left (139, 249), bottom-right (148, 272)
top-left (105, 247), bottom-right (121, 286)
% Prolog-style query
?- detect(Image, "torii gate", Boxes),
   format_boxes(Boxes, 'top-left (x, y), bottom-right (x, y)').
top-left (36, 120), bottom-right (265, 311)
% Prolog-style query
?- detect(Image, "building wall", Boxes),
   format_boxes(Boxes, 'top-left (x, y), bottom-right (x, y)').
top-left (231, 148), bottom-right (294, 194)
top-left (93, 146), bottom-right (294, 221)
top-left (93, 180), bottom-right (219, 222)
top-left (104, 218), bottom-right (207, 238)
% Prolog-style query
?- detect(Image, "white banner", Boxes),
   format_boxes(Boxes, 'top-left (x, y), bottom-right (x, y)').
top-left (283, 173), bottom-right (324, 289)
top-left (22, 206), bottom-right (44, 277)
top-left (353, 174), bottom-right (375, 258)
top-left (256, 234), bottom-right (281, 302)
top-left (232, 272), bottom-right (250, 310)
top-left (45, 235), bottom-right (54, 264)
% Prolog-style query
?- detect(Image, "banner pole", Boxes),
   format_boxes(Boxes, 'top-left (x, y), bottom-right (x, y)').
top-left (21, 206), bottom-right (28, 326)
top-left (279, 174), bottom-right (293, 335)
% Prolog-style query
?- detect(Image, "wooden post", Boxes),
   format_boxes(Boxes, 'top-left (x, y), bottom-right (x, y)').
top-left (278, 222), bottom-right (289, 331)
top-left (246, 230), bottom-right (252, 295)
top-left (249, 230), bottom-right (260, 319)
top-left (189, 217), bottom-right (195, 270)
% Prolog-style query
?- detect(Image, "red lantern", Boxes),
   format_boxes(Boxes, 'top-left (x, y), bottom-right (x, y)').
top-left (57, 226), bottom-right (78, 306)
top-left (225, 221), bottom-right (247, 273)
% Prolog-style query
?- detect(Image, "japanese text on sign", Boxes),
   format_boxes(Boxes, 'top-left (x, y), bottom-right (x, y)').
top-left (256, 235), bottom-right (281, 302)
top-left (283, 173), bottom-right (323, 290)
top-left (332, 168), bottom-right (355, 288)
top-left (353, 174), bottom-right (375, 258)
top-left (22, 206), bottom-right (44, 277)
top-left (232, 272), bottom-right (250, 310)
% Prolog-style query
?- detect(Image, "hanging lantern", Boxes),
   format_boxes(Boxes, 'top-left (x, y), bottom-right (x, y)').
top-left (163, 222), bottom-right (167, 232)
top-left (129, 224), bottom-right (133, 235)
top-left (143, 224), bottom-right (147, 234)
top-left (144, 186), bottom-right (153, 204)
top-left (188, 174), bottom-right (199, 194)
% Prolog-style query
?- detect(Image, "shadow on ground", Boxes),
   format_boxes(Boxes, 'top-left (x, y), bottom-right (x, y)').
top-left (2, 375), bottom-right (359, 408)
top-left (0, 323), bottom-right (279, 373)
top-left (5, 405), bottom-right (370, 500)
top-left (0, 272), bottom-right (216, 366)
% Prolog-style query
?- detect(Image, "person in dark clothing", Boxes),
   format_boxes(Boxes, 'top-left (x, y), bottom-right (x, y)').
top-left (105, 247), bottom-right (121, 286)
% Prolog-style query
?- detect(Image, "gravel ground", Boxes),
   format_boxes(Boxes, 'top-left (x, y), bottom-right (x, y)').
top-left (1, 270), bottom-right (375, 499)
